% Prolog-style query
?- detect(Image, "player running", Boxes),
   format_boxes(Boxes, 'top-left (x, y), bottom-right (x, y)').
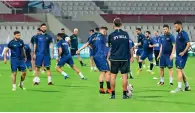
top-left (153, 31), bottom-right (161, 66)
top-left (135, 28), bottom-right (146, 68)
top-left (56, 33), bottom-right (86, 80)
top-left (171, 21), bottom-right (191, 93)
top-left (76, 27), bottom-right (111, 94)
top-left (138, 31), bottom-right (156, 74)
top-left (157, 25), bottom-right (175, 86)
top-left (24, 44), bottom-right (32, 71)
top-left (88, 29), bottom-right (97, 72)
top-left (108, 18), bottom-right (133, 99)
top-left (33, 23), bottom-right (54, 85)
top-left (4, 31), bottom-right (27, 91)
top-left (70, 28), bottom-right (86, 66)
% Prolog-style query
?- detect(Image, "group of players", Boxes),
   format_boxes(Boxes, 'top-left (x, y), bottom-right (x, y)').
top-left (3, 18), bottom-right (191, 99)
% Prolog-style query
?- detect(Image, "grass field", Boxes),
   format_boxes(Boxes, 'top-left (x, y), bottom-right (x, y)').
top-left (0, 57), bottom-right (195, 112)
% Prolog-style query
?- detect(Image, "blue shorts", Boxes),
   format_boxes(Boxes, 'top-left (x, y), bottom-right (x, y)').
top-left (140, 52), bottom-right (153, 62)
top-left (35, 54), bottom-right (51, 68)
top-left (25, 60), bottom-right (32, 69)
top-left (175, 55), bottom-right (188, 69)
top-left (57, 55), bottom-right (74, 67)
top-left (93, 56), bottom-right (109, 72)
top-left (10, 58), bottom-right (26, 72)
top-left (89, 49), bottom-right (94, 57)
top-left (136, 49), bottom-right (143, 56)
top-left (160, 55), bottom-right (173, 68)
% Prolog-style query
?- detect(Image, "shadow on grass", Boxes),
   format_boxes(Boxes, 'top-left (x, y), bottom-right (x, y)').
top-left (28, 89), bottom-right (61, 93)
top-left (135, 89), bottom-right (170, 93)
top-left (133, 98), bottom-right (195, 106)
top-left (136, 95), bottom-right (165, 98)
top-left (55, 85), bottom-right (89, 88)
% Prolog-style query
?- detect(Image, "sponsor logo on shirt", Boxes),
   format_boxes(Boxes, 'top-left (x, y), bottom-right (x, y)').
top-left (113, 35), bottom-right (127, 40)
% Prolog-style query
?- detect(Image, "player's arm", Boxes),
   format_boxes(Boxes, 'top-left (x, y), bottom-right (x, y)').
top-left (50, 42), bottom-right (54, 59)
top-left (76, 42), bottom-right (90, 54)
top-left (157, 44), bottom-right (162, 60)
top-left (3, 47), bottom-right (9, 64)
top-left (180, 33), bottom-right (190, 56)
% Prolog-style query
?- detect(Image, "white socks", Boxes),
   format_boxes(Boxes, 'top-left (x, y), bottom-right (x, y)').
top-left (13, 84), bottom-right (16, 89)
top-left (33, 77), bottom-right (40, 83)
top-left (160, 77), bottom-right (164, 82)
top-left (178, 82), bottom-right (182, 88)
top-left (184, 82), bottom-right (189, 87)
top-left (48, 76), bottom-right (52, 83)
top-left (79, 72), bottom-right (84, 78)
top-left (169, 77), bottom-right (173, 83)
top-left (61, 71), bottom-right (68, 77)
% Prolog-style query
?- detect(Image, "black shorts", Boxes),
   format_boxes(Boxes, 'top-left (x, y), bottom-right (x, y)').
top-left (71, 48), bottom-right (79, 56)
top-left (110, 61), bottom-right (129, 74)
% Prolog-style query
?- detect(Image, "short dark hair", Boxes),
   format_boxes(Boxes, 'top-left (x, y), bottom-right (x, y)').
top-left (61, 28), bottom-right (65, 30)
top-left (14, 31), bottom-right (20, 35)
top-left (90, 29), bottom-right (94, 32)
top-left (103, 26), bottom-right (108, 30)
top-left (100, 26), bottom-right (107, 30)
top-left (163, 24), bottom-right (169, 29)
top-left (40, 23), bottom-right (46, 27)
top-left (95, 27), bottom-right (99, 32)
top-left (146, 31), bottom-right (151, 34)
top-left (113, 18), bottom-right (122, 27)
top-left (136, 28), bottom-right (141, 31)
top-left (57, 33), bottom-right (64, 38)
top-left (37, 28), bottom-right (41, 31)
top-left (174, 21), bottom-right (182, 25)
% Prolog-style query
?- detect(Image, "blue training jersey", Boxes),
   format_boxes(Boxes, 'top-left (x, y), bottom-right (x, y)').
top-left (176, 30), bottom-right (190, 56)
top-left (35, 33), bottom-right (53, 55)
top-left (30, 35), bottom-right (37, 45)
top-left (153, 36), bottom-right (161, 51)
top-left (24, 44), bottom-right (31, 61)
top-left (88, 33), bottom-right (107, 57)
top-left (57, 39), bottom-right (70, 57)
top-left (7, 39), bottom-right (25, 59)
top-left (160, 33), bottom-right (175, 55)
top-left (137, 33), bottom-right (145, 49)
top-left (108, 29), bottom-right (130, 61)
top-left (142, 37), bottom-right (155, 53)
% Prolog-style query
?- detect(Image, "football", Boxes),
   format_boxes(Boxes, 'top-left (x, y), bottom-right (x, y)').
top-left (65, 37), bottom-right (71, 42)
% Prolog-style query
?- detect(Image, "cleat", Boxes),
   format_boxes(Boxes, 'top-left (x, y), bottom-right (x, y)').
top-left (170, 83), bottom-right (173, 86)
top-left (12, 88), bottom-right (16, 91)
top-left (82, 64), bottom-right (87, 66)
top-left (106, 89), bottom-right (112, 94)
top-left (34, 82), bottom-right (39, 85)
top-left (123, 95), bottom-right (130, 99)
top-left (110, 95), bottom-right (115, 99)
top-left (99, 88), bottom-right (106, 94)
top-left (158, 82), bottom-right (164, 85)
top-left (137, 69), bottom-right (142, 74)
top-left (170, 87), bottom-right (183, 93)
top-left (184, 86), bottom-right (191, 91)
top-left (48, 82), bottom-right (54, 85)
top-left (18, 84), bottom-right (26, 90)
top-left (81, 77), bottom-right (87, 80)
top-left (64, 76), bottom-right (69, 79)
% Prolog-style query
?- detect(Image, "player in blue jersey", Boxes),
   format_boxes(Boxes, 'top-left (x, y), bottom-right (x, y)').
top-left (153, 31), bottom-right (161, 66)
top-left (88, 29), bottom-right (97, 71)
top-left (128, 39), bottom-right (135, 79)
top-left (108, 18), bottom-right (132, 99)
top-left (77, 27), bottom-right (111, 94)
top-left (70, 28), bottom-right (86, 66)
top-left (24, 44), bottom-right (32, 71)
top-left (138, 31), bottom-right (156, 74)
top-left (55, 33), bottom-right (86, 80)
top-left (30, 28), bottom-right (41, 73)
top-left (4, 31), bottom-right (27, 91)
top-left (136, 28), bottom-right (146, 68)
top-left (33, 23), bottom-right (54, 85)
top-left (157, 25), bottom-right (175, 86)
top-left (171, 21), bottom-right (191, 93)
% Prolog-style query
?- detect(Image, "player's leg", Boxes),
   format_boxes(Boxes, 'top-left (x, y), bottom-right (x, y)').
top-left (154, 50), bottom-right (160, 66)
top-left (12, 72), bottom-right (17, 91)
top-left (138, 52), bottom-right (147, 73)
top-left (89, 56), bottom-right (94, 71)
top-left (25, 60), bottom-right (32, 71)
top-left (167, 56), bottom-right (174, 85)
top-left (34, 54), bottom-right (43, 85)
top-left (158, 67), bottom-right (165, 85)
top-left (68, 57), bottom-right (86, 79)
top-left (147, 53), bottom-right (154, 74)
top-left (136, 50), bottom-right (140, 63)
top-left (41, 64), bottom-right (45, 73)
top-left (18, 60), bottom-right (27, 89)
top-left (120, 61), bottom-right (130, 99)
top-left (105, 71), bottom-right (111, 93)
top-left (44, 55), bottom-right (53, 85)
top-left (181, 70), bottom-right (191, 91)
top-left (56, 56), bottom-right (69, 79)
top-left (10, 58), bottom-right (18, 91)
top-left (110, 61), bottom-right (119, 99)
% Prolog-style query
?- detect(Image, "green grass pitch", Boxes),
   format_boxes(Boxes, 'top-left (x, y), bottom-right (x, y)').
top-left (0, 57), bottom-right (195, 112)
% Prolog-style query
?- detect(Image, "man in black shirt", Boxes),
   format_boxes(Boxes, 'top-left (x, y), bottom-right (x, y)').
top-left (108, 18), bottom-right (133, 99)
top-left (61, 28), bottom-right (69, 41)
